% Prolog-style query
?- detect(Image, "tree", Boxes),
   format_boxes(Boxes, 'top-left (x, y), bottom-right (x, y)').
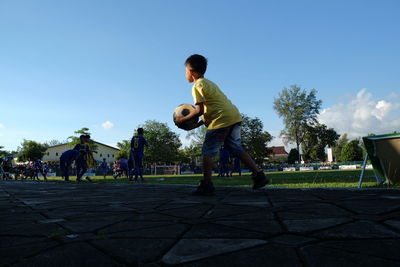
top-left (46, 139), bottom-right (65, 146)
top-left (287, 148), bottom-right (299, 164)
top-left (241, 114), bottom-right (273, 165)
top-left (68, 128), bottom-right (98, 151)
top-left (301, 124), bottom-right (339, 162)
top-left (0, 146), bottom-right (17, 158)
top-left (17, 140), bottom-right (48, 162)
top-left (186, 125), bottom-right (207, 147)
top-left (178, 145), bottom-right (202, 165)
top-left (273, 85), bottom-right (322, 163)
top-left (333, 134), bottom-right (349, 161)
top-left (141, 120), bottom-right (182, 164)
top-left (339, 139), bottom-right (363, 162)
top-left (116, 140), bottom-right (130, 160)
top-left (0, 146), bottom-right (6, 157)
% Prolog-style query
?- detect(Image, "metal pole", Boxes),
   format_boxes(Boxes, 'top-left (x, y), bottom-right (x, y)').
top-left (358, 153), bottom-right (368, 188)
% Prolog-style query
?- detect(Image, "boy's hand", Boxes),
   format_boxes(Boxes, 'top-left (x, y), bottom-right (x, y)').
top-left (174, 103), bottom-right (204, 126)
top-left (174, 116), bottom-right (185, 125)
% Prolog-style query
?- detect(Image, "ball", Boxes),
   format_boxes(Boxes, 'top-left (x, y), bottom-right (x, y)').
top-left (173, 104), bottom-right (199, 130)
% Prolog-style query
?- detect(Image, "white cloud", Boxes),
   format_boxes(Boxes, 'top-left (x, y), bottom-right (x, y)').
top-left (101, 121), bottom-right (114, 130)
top-left (0, 123), bottom-right (4, 129)
top-left (319, 88), bottom-right (400, 139)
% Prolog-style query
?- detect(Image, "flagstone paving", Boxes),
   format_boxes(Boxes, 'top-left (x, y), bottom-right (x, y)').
top-left (1, 181), bottom-right (400, 266)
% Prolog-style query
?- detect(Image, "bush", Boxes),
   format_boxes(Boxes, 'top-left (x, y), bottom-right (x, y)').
top-left (339, 140), bottom-right (363, 162)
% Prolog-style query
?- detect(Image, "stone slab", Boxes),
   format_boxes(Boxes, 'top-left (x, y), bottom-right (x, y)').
top-left (162, 238), bottom-right (267, 265)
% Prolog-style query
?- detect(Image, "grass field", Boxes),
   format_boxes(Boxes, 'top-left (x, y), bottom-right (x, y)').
top-left (40, 169), bottom-right (398, 188)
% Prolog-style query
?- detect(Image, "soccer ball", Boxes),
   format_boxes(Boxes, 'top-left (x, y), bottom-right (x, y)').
top-left (173, 104), bottom-right (199, 130)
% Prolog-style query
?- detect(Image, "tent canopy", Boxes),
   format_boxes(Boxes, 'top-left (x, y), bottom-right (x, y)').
top-left (363, 133), bottom-right (400, 185)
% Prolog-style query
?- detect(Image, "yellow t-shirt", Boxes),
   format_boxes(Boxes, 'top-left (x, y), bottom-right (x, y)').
top-left (192, 78), bottom-right (242, 129)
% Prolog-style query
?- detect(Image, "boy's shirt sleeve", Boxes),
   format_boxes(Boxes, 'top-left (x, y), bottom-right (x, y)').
top-left (192, 81), bottom-right (205, 104)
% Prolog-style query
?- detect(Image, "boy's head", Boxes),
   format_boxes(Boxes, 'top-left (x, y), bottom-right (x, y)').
top-left (185, 54), bottom-right (207, 82)
top-left (137, 128), bottom-right (144, 136)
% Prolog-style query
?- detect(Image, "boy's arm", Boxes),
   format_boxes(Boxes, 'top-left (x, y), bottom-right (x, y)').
top-left (175, 103), bottom-right (204, 125)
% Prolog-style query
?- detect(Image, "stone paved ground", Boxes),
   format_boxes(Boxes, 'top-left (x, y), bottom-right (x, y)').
top-left (1, 181), bottom-right (400, 266)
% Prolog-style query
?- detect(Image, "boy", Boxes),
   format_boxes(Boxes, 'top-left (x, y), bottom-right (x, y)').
top-left (130, 128), bottom-right (148, 182)
top-left (60, 149), bottom-right (80, 181)
top-left (218, 146), bottom-right (230, 177)
top-left (73, 134), bottom-right (92, 182)
top-left (34, 159), bottom-right (47, 181)
top-left (115, 156), bottom-right (129, 179)
top-left (230, 156), bottom-right (242, 177)
top-left (175, 54), bottom-right (269, 195)
top-left (100, 158), bottom-right (109, 179)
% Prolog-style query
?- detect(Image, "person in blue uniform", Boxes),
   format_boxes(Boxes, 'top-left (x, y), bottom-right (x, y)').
top-left (130, 128), bottom-right (148, 182)
top-left (230, 156), bottom-right (241, 176)
top-left (59, 149), bottom-right (80, 181)
top-left (42, 162), bottom-right (49, 177)
top-left (99, 158), bottom-right (109, 179)
top-left (119, 157), bottom-right (129, 177)
top-left (34, 159), bottom-right (47, 181)
top-left (73, 135), bottom-right (90, 182)
top-left (218, 146), bottom-right (231, 177)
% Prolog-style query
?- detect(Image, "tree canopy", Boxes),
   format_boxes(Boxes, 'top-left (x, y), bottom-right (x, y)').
top-left (241, 114), bottom-right (273, 165)
top-left (287, 148), bottom-right (300, 164)
top-left (141, 120), bottom-right (182, 164)
top-left (339, 139), bottom-right (363, 162)
top-left (302, 124), bottom-right (339, 162)
top-left (273, 85), bottom-right (322, 162)
top-left (68, 128), bottom-right (98, 151)
top-left (333, 133), bottom-right (349, 161)
top-left (116, 140), bottom-right (130, 160)
top-left (17, 140), bottom-right (48, 162)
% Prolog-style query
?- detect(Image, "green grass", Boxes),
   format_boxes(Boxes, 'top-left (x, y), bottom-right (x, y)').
top-left (41, 169), bottom-right (399, 188)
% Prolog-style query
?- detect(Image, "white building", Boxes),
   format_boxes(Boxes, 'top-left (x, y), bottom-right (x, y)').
top-left (43, 141), bottom-right (120, 164)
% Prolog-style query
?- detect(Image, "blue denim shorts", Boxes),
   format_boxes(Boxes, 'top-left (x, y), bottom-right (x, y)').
top-left (202, 123), bottom-right (244, 156)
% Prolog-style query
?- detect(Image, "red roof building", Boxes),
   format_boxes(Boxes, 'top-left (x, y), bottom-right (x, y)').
top-left (266, 146), bottom-right (288, 159)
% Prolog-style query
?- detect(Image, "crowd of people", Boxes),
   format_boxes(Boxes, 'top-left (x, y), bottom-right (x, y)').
top-left (1, 128), bottom-right (149, 182)
top-left (0, 158), bottom-right (59, 181)
top-left (217, 146), bottom-right (242, 177)
top-left (59, 128), bottom-right (148, 182)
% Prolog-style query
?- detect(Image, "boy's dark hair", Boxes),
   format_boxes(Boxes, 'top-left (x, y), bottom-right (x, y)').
top-left (185, 54), bottom-right (207, 75)
top-left (137, 128), bottom-right (144, 135)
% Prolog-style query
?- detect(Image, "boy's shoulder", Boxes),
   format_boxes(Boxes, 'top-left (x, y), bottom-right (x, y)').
top-left (194, 78), bottom-right (219, 92)
top-left (196, 78), bottom-right (216, 86)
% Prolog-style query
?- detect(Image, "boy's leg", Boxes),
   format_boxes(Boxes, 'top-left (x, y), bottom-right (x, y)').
top-left (225, 123), bottom-right (269, 189)
top-left (138, 156), bottom-right (144, 181)
top-left (42, 171), bottom-right (47, 181)
top-left (65, 164), bottom-right (70, 181)
top-left (193, 128), bottom-right (224, 196)
top-left (236, 152), bottom-right (260, 174)
top-left (76, 162), bottom-right (87, 181)
top-left (134, 156), bottom-right (140, 181)
top-left (128, 159), bottom-right (133, 180)
top-left (202, 155), bottom-right (214, 183)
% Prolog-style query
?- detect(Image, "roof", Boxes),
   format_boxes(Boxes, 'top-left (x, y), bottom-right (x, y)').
top-left (266, 146), bottom-right (288, 155)
top-left (47, 141), bottom-right (119, 151)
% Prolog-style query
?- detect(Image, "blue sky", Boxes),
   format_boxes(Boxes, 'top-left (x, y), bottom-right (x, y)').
top-left (1, 0), bottom-right (399, 151)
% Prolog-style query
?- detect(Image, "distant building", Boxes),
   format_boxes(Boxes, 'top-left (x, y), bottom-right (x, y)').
top-left (266, 146), bottom-right (288, 160)
top-left (326, 147), bottom-right (333, 162)
top-left (42, 141), bottom-right (119, 164)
